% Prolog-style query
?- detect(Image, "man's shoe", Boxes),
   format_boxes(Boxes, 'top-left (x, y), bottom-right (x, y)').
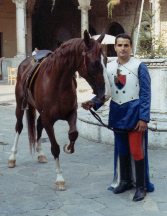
top-left (133, 187), bottom-right (146, 201)
top-left (113, 181), bottom-right (133, 194)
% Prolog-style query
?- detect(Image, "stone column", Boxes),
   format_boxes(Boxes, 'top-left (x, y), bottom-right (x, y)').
top-left (78, 3), bottom-right (91, 38)
top-left (26, 10), bottom-right (33, 57)
top-left (152, 0), bottom-right (161, 48)
top-left (12, 0), bottom-right (27, 58)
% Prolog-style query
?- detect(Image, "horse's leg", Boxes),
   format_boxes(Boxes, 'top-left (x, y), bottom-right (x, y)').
top-left (44, 122), bottom-right (66, 190)
top-left (8, 103), bottom-right (24, 168)
top-left (63, 107), bottom-right (78, 154)
top-left (36, 115), bottom-right (47, 163)
top-left (55, 157), bottom-right (66, 190)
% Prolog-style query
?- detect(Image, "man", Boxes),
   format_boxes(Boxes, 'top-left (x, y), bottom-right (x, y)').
top-left (82, 33), bottom-right (154, 201)
top-left (32, 47), bottom-right (39, 56)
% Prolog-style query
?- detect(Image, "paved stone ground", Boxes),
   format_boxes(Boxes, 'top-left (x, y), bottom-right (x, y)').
top-left (0, 79), bottom-right (167, 216)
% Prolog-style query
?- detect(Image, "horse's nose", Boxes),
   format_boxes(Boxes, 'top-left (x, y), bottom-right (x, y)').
top-left (104, 94), bottom-right (111, 101)
top-left (99, 96), bottom-right (105, 103)
top-left (100, 94), bottom-right (110, 102)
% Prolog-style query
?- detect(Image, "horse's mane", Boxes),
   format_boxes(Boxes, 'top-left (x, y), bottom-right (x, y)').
top-left (41, 38), bottom-right (84, 73)
top-left (55, 38), bottom-right (83, 54)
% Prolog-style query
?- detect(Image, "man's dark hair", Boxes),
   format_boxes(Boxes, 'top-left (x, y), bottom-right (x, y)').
top-left (115, 33), bottom-right (132, 45)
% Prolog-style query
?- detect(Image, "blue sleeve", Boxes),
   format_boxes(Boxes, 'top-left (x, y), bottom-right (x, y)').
top-left (138, 63), bottom-right (151, 122)
top-left (92, 96), bottom-right (104, 111)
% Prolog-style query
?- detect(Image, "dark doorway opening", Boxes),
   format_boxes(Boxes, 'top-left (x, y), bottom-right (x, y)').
top-left (32, 0), bottom-right (53, 51)
top-left (0, 32), bottom-right (2, 79)
top-left (89, 25), bottom-right (96, 36)
top-left (107, 22), bottom-right (125, 57)
top-left (32, 0), bottom-right (80, 51)
top-left (0, 33), bottom-right (2, 57)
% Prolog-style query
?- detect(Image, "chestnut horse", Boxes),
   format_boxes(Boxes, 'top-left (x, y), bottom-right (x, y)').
top-left (8, 30), bottom-right (111, 190)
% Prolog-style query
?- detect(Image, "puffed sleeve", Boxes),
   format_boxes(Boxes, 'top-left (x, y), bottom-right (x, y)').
top-left (138, 62), bottom-right (151, 122)
top-left (92, 96), bottom-right (104, 111)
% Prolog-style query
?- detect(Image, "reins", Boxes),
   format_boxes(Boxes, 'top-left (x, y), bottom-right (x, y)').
top-left (76, 43), bottom-right (93, 71)
top-left (89, 108), bottom-right (138, 133)
top-left (77, 42), bottom-right (102, 89)
top-left (78, 42), bottom-right (138, 133)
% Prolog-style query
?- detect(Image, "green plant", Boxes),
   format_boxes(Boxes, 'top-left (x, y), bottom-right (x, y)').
top-left (107, 0), bottom-right (114, 18)
top-left (51, 0), bottom-right (56, 12)
top-left (136, 9), bottom-right (167, 59)
top-left (107, 0), bottom-right (120, 18)
top-left (138, 30), bottom-right (167, 59)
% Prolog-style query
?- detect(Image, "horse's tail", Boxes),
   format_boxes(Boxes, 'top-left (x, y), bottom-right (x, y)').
top-left (26, 103), bottom-right (36, 154)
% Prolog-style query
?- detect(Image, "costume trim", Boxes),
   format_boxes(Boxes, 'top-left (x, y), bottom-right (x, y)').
top-left (108, 130), bottom-right (154, 192)
top-left (107, 57), bottom-right (141, 105)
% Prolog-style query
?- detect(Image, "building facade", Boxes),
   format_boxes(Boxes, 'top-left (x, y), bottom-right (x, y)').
top-left (1, 0), bottom-right (167, 147)
top-left (0, 0), bottom-right (166, 59)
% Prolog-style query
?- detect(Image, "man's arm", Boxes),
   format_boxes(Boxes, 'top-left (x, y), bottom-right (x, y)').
top-left (138, 62), bottom-right (151, 121)
top-left (81, 97), bottom-right (104, 110)
top-left (135, 62), bottom-right (151, 131)
top-left (135, 120), bottom-right (147, 132)
top-left (81, 100), bottom-right (95, 110)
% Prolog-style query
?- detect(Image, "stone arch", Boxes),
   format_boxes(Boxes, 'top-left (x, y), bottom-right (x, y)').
top-left (51, 0), bottom-right (80, 44)
top-left (107, 22), bottom-right (125, 57)
top-left (33, 0), bottom-right (53, 50)
top-left (32, 0), bottom-right (80, 51)
top-left (108, 22), bottom-right (125, 36)
top-left (56, 27), bottom-right (71, 47)
top-left (89, 24), bottom-right (96, 36)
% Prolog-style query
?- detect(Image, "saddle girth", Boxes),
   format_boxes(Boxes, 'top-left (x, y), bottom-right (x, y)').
top-left (22, 50), bottom-right (53, 110)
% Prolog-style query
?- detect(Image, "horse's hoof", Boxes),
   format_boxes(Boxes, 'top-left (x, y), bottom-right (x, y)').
top-left (56, 181), bottom-right (66, 191)
top-left (38, 155), bottom-right (47, 163)
top-left (63, 144), bottom-right (72, 154)
top-left (8, 159), bottom-right (16, 168)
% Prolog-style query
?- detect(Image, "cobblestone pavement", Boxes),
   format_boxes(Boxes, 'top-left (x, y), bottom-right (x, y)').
top-left (0, 79), bottom-right (167, 216)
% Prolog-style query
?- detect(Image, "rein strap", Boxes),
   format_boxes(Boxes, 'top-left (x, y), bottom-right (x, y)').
top-left (89, 108), bottom-right (138, 133)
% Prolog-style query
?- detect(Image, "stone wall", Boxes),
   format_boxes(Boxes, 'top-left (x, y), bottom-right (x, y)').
top-left (0, 0), bottom-right (16, 58)
top-left (1, 58), bottom-right (23, 80)
top-left (0, 0), bottom-right (167, 59)
top-left (160, 0), bottom-right (167, 47)
top-left (77, 59), bottom-right (167, 149)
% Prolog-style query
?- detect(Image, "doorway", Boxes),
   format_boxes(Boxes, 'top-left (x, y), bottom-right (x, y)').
top-left (107, 22), bottom-right (125, 57)
top-left (0, 33), bottom-right (2, 57)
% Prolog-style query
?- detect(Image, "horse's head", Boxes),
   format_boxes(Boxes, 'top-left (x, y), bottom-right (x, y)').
top-left (78, 30), bottom-right (111, 103)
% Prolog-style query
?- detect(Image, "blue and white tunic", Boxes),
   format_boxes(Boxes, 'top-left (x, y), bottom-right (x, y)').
top-left (93, 57), bottom-right (154, 192)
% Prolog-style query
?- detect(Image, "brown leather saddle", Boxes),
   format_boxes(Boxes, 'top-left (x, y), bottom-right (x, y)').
top-left (22, 50), bottom-right (53, 110)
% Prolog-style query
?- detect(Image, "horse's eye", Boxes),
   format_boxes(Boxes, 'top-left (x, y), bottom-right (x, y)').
top-left (91, 60), bottom-right (100, 69)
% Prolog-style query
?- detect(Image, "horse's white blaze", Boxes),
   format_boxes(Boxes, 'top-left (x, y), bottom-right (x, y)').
top-left (55, 158), bottom-right (65, 182)
top-left (9, 132), bottom-right (19, 161)
top-left (36, 138), bottom-right (45, 156)
top-left (101, 54), bottom-right (111, 101)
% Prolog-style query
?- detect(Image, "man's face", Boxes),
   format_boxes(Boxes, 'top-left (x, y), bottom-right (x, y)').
top-left (114, 38), bottom-right (132, 60)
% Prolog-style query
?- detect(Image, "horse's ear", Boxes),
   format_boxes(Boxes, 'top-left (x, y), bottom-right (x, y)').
top-left (84, 30), bottom-right (91, 48)
top-left (96, 29), bottom-right (105, 44)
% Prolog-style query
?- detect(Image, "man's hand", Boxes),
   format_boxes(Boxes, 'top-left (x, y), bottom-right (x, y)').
top-left (135, 120), bottom-right (147, 132)
top-left (81, 100), bottom-right (95, 110)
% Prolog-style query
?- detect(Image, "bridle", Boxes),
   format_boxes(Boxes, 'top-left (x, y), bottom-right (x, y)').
top-left (82, 43), bottom-right (93, 71)
top-left (77, 42), bottom-right (138, 134)
top-left (76, 43), bottom-right (93, 72)
top-left (76, 42), bottom-right (105, 90)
